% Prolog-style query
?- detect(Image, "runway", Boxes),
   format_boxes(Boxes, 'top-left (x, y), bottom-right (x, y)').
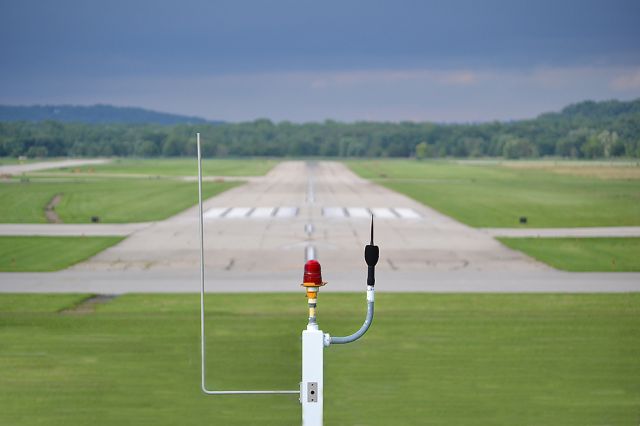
top-left (1, 161), bottom-right (639, 293)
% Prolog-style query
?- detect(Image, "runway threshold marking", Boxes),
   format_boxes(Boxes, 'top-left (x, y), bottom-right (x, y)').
top-left (322, 207), bottom-right (347, 218)
top-left (250, 207), bottom-right (276, 218)
top-left (204, 207), bottom-right (421, 219)
top-left (203, 207), bottom-right (229, 219)
top-left (393, 207), bottom-right (421, 219)
top-left (274, 206), bottom-right (299, 218)
top-left (346, 207), bottom-right (371, 218)
top-left (370, 207), bottom-right (398, 218)
top-left (225, 207), bottom-right (253, 218)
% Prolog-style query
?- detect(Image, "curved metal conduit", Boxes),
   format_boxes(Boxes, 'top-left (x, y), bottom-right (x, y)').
top-left (197, 133), bottom-right (298, 395)
top-left (329, 289), bottom-right (374, 345)
top-left (328, 216), bottom-right (379, 346)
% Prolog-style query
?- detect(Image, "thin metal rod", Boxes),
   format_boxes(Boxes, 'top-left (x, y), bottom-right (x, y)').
top-left (197, 133), bottom-right (298, 395)
top-left (370, 215), bottom-right (374, 245)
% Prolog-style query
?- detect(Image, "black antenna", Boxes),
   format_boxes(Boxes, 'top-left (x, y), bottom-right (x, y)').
top-left (370, 215), bottom-right (374, 245)
top-left (364, 215), bottom-right (379, 287)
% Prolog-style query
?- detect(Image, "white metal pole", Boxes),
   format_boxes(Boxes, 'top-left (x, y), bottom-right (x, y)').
top-left (301, 326), bottom-right (324, 425)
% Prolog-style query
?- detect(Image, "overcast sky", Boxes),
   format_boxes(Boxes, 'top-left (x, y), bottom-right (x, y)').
top-left (1, 0), bottom-right (639, 122)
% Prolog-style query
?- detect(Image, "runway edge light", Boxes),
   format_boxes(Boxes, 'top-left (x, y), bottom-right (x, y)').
top-left (195, 133), bottom-right (380, 426)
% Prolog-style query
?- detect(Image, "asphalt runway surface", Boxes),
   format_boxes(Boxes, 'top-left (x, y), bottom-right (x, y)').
top-left (1, 161), bottom-right (639, 293)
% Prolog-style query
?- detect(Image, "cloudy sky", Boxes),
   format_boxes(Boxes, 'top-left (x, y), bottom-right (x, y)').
top-left (1, 0), bottom-right (639, 122)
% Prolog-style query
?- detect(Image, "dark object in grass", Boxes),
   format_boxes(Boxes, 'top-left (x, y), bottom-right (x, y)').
top-left (519, 216), bottom-right (528, 224)
top-left (91, 216), bottom-right (100, 223)
top-left (60, 294), bottom-right (118, 315)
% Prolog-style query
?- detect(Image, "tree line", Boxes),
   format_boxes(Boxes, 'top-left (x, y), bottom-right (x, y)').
top-left (1, 99), bottom-right (639, 159)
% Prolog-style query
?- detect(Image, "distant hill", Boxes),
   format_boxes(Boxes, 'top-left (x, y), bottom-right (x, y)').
top-left (0, 104), bottom-right (219, 125)
top-left (538, 98), bottom-right (640, 122)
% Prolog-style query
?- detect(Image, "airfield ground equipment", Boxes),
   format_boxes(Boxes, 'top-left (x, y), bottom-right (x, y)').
top-left (196, 133), bottom-right (379, 425)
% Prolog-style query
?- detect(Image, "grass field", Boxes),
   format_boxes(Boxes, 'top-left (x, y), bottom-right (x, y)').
top-left (0, 157), bottom-right (45, 166)
top-left (499, 237), bottom-right (640, 272)
top-left (0, 158), bottom-right (27, 166)
top-left (0, 236), bottom-right (124, 271)
top-left (0, 179), bottom-right (238, 223)
top-left (45, 158), bottom-right (278, 177)
top-left (347, 160), bottom-right (640, 228)
top-left (1, 293), bottom-right (638, 425)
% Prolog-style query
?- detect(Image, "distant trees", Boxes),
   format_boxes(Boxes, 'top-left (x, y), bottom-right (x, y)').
top-left (0, 99), bottom-right (639, 159)
top-left (502, 137), bottom-right (537, 159)
top-left (415, 141), bottom-right (428, 159)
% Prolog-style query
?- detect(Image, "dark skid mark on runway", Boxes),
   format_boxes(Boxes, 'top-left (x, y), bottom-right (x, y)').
top-left (225, 258), bottom-right (236, 271)
top-left (450, 259), bottom-right (470, 271)
top-left (387, 258), bottom-right (398, 270)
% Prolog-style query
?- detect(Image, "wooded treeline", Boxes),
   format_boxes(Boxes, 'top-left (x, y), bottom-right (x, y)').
top-left (1, 99), bottom-right (639, 159)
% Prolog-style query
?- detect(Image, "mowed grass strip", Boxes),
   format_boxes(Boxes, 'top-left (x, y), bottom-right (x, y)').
top-left (499, 237), bottom-right (640, 272)
top-left (0, 293), bottom-right (638, 425)
top-left (0, 236), bottom-right (123, 271)
top-left (347, 160), bottom-right (640, 227)
top-left (0, 179), bottom-right (238, 223)
top-left (47, 158), bottom-right (278, 176)
top-left (0, 293), bottom-right (90, 312)
top-left (0, 158), bottom-right (34, 166)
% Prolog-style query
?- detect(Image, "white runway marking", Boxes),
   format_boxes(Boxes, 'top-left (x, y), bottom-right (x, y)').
top-left (370, 207), bottom-right (397, 219)
top-left (305, 245), bottom-right (316, 261)
top-left (250, 207), bottom-right (275, 218)
top-left (346, 207), bottom-right (371, 218)
top-left (393, 207), bottom-right (421, 219)
top-left (322, 207), bottom-right (347, 218)
top-left (274, 206), bottom-right (298, 218)
top-left (203, 207), bottom-right (229, 219)
top-left (225, 207), bottom-right (253, 218)
top-left (204, 206), bottom-right (418, 220)
top-left (305, 223), bottom-right (314, 235)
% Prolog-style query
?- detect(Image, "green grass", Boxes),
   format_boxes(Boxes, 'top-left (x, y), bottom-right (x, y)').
top-left (0, 293), bottom-right (638, 425)
top-left (347, 160), bottom-right (640, 227)
top-left (0, 157), bottom-right (74, 167)
top-left (0, 158), bottom-right (26, 166)
top-left (0, 293), bottom-right (88, 312)
top-left (46, 158), bottom-right (278, 177)
top-left (499, 237), bottom-right (640, 272)
top-left (0, 236), bottom-right (124, 271)
top-left (0, 179), bottom-right (238, 223)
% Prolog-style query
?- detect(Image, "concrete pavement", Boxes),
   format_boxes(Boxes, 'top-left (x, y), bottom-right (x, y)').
top-left (2, 269), bottom-right (639, 294)
top-left (1, 160), bottom-right (639, 293)
top-left (0, 223), bottom-right (152, 236)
